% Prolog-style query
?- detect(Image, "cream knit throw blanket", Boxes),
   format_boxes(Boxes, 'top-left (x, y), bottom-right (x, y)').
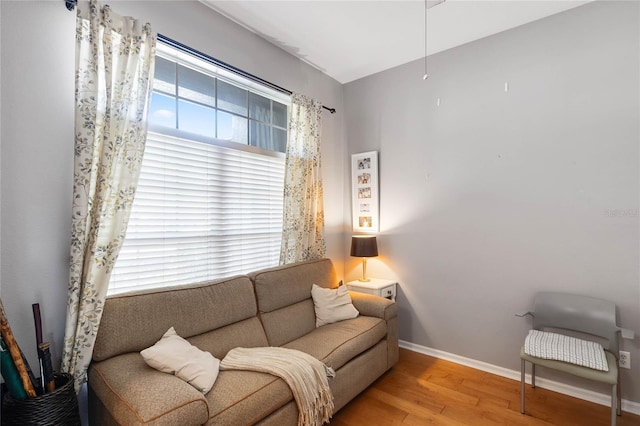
top-left (220, 347), bottom-right (335, 426)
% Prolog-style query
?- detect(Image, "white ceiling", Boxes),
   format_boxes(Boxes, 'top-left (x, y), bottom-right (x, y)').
top-left (202, 0), bottom-right (593, 84)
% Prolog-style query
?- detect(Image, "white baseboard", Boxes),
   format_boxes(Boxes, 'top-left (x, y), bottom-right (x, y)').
top-left (399, 340), bottom-right (640, 416)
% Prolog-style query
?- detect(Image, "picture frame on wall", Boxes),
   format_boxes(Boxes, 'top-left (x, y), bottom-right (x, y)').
top-left (351, 151), bottom-right (379, 232)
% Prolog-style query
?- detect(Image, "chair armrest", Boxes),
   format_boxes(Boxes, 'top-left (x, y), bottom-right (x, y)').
top-left (349, 291), bottom-right (397, 321)
top-left (620, 328), bottom-right (635, 340)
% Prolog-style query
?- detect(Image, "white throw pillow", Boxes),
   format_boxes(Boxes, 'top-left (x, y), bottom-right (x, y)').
top-left (140, 327), bottom-right (220, 393)
top-left (311, 283), bottom-right (359, 327)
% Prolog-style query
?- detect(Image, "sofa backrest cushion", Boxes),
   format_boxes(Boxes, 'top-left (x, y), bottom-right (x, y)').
top-left (93, 276), bottom-right (264, 362)
top-left (187, 318), bottom-right (269, 360)
top-left (249, 259), bottom-right (337, 346)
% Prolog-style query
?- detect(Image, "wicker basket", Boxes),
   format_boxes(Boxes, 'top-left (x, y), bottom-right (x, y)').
top-left (1, 373), bottom-right (80, 425)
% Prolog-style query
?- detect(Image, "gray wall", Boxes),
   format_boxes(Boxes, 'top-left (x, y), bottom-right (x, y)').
top-left (1, 1), bottom-right (75, 376)
top-left (0, 0), bottom-right (345, 375)
top-left (344, 1), bottom-right (640, 402)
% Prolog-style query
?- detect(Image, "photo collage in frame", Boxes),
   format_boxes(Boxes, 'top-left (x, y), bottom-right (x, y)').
top-left (351, 151), bottom-right (379, 232)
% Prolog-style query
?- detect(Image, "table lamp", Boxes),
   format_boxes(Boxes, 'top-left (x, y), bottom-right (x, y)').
top-left (350, 235), bottom-right (378, 282)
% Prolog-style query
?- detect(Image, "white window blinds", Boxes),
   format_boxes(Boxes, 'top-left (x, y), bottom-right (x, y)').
top-left (108, 132), bottom-right (285, 295)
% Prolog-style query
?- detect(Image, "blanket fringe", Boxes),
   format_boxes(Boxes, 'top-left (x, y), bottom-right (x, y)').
top-left (221, 347), bottom-right (334, 426)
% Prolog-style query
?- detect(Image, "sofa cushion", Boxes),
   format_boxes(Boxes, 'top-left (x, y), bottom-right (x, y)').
top-left (250, 259), bottom-right (336, 313)
top-left (188, 317), bottom-right (269, 360)
top-left (282, 316), bottom-right (387, 371)
top-left (89, 353), bottom-right (209, 425)
top-left (329, 341), bottom-right (388, 412)
top-left (254, 401), bottom-right (298, 426)
top-left (141, 327), bottom-right (220, 393)
top-left (260, 300), bottom-right (317, 347)
top-left (94, 276), bottom-right (260, 361)
top-left (311, 284), bottom-right (359, 327)
top-left (251, 259), bottom-right (337, 346)
top-left (206, 370), bottom-right (293, 425)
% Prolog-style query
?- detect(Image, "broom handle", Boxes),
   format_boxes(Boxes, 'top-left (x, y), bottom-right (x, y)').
top-left (33, 303), bottom-right (45, 393)
top-left (32, 303), bottom-right (43, 347)
top-left (0, 298), bottom-right (37, 397)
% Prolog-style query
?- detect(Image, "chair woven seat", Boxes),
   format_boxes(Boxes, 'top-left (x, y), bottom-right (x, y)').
top-left (518, 292), bottom-right (634, 426)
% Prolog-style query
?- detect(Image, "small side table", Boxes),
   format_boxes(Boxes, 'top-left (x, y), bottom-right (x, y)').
top-left (346, 278), bottom-right (397, 301)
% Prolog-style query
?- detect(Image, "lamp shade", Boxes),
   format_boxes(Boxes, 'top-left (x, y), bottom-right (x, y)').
top-left (350, 236), bottom-right (378, 258)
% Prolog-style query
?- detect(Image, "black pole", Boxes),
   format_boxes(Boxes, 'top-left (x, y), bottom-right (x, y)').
top-left (159, 34), bottom-right (337, 114)
top-left (64, 6), bottom-right (336, 114)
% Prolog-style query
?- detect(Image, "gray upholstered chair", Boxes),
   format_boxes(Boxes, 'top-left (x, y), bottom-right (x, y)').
top-left (519, 292), bottom-right (635, 426)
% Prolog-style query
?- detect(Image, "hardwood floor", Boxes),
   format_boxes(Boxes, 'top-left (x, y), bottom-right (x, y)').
top-left (331, 349), bottom-right (640, 426)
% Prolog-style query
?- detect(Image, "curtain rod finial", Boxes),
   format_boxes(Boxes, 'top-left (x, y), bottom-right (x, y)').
top-left (65, 0), bottom-right (77, 11)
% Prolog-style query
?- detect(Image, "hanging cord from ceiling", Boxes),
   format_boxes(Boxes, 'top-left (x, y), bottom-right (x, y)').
top-left (422, 0), bottom-right (446, 81)
top-left (423, 0), bottom-right (429, 80)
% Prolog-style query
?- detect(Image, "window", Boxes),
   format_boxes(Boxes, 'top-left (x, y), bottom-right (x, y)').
top-left (109, 41), bottom-right (289, 295)
top-left (148, 45), bottom-right (289, 153)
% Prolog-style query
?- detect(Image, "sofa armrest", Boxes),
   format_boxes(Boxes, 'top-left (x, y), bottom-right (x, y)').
top-left (349, 291), bottom-right (397, 321)
top-left (89, 353), bottom-right (209, 425)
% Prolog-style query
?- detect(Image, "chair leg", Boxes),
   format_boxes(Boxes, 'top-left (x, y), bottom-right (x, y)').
top-left (531, 363), bottom-right (536, 388)
top-left (611, 384), bottom-right (617, 426)
top-left (520, 359), bottom-right (526, 414)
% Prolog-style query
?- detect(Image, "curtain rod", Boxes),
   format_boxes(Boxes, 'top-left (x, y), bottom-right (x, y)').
top-left (63, 1), bottom-right (336, 114)
top-left (159, 35), bottom-right (336, 114)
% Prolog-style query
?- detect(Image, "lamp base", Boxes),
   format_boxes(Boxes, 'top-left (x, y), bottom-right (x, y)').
top-left (359, 258), bottom-right (370, 282)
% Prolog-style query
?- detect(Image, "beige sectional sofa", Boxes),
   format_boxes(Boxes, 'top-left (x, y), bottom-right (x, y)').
top-left (88, 258), bottom-right (399, 425)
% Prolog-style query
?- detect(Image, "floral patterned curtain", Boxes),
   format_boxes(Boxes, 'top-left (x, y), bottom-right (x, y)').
top-left (61, 0), bottom-right (155, 392)
top-left (280, 93), bottom-right (326, 264)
